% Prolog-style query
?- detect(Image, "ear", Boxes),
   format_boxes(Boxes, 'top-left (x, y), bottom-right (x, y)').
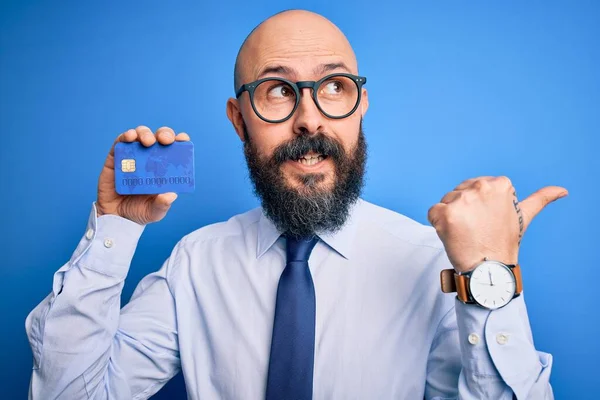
top-left (226, 98), bottom-right (246, 142)
top-left (360, 88), bottom-right (369, 117)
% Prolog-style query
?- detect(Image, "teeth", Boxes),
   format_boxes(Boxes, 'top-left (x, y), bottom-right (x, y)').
top-left (298, 155), bottom-right (324, 166)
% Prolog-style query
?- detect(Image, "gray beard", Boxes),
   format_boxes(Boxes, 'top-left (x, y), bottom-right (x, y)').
top-left (243, 124), bottom-right (367, 239)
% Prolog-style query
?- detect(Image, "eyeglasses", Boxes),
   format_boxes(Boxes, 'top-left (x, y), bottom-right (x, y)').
top-left (235, 73), bottom-right (367, 123)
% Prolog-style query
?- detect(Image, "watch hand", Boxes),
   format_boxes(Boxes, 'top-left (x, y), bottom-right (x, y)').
top-left (488, 270), bottom-right (494, 286)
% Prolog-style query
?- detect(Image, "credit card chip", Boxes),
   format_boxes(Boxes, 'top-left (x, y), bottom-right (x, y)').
top-left (121, 159), bottom-right (136, 173)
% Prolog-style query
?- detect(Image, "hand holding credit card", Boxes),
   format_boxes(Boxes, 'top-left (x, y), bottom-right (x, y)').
top-left (95, 126), bottom-right (192, 225)
top-left (114, 141), bottom-right (195, 195)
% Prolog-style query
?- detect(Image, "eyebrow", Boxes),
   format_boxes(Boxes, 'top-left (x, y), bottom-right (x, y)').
top-left (256, 62), bottom-right (353, 81)
top-left (257, 65), bottom-right (295, 79)
top-left (315, 62), bottom-right (352, 75)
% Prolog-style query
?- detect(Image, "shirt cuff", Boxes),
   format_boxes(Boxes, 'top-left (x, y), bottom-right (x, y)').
top-left (455, 294), bottom-right (543, 383)
top-left (69, 202), bottom-right (146, 279)
top-left (484, 293), bottom-right (543, 388)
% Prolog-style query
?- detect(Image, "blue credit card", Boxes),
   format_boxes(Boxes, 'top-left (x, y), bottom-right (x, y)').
top-left (114, 141), bottom-right (195, 195)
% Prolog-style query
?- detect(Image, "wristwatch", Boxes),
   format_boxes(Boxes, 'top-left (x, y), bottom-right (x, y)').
top-left (440, 258), bottom-right (523, 310)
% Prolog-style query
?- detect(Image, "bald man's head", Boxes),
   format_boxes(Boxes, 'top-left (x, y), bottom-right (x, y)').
top-left (233, 10), bottom-right (358, 91)
top-left (225, 9), bottom-right (369, 238)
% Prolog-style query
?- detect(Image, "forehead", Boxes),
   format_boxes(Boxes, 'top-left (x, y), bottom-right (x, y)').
top-left (238, 13), bottom-right (358, 82)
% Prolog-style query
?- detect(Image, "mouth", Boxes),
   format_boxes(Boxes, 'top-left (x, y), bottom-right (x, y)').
top-left (294, 152), bottom-right (328, 166)
top-left (283, 152), bottom-right (331, 173)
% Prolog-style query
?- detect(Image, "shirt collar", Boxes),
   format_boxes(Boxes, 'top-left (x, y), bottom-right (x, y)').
top-left (256, 199), bottom-right (362, 260)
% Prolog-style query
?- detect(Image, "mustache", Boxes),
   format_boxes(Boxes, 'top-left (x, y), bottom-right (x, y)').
top-left (271, 132), bottom-right (344, 165)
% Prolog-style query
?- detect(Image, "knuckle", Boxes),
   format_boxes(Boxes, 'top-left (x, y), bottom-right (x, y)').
top-left (458, 180), bottom-right (473, 190)
top-left (443, 205), bottom-right (464, 227)
top-left (443, 206), bottom-right (457, 224)
top-left (443, 190), bottom-right (462, 204)
top-left (473, 179), bottom-right (491, 191)
top-left (461, 190), bottom-right (474, 204)
top-left (496, 175), bottom-right (513, 189)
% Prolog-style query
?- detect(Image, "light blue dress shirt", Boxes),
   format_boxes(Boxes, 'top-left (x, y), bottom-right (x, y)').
top-left (26, 199), bottom-right (553, 399)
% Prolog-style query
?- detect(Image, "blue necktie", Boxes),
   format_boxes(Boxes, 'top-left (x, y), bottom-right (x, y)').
top-left (266, 235), bottom-right (319, 400)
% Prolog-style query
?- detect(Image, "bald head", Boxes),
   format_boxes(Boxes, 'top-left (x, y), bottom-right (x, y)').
top-left (233, 10), bottom-right (358, 91)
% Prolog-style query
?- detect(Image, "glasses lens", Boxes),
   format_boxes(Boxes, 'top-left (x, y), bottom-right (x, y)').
top-left (316, 75), bottom-right (359, 117)
top-left (253, 79), bottom-right (297, 121)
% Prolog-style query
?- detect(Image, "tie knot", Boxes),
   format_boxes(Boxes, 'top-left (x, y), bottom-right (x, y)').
top-left (285, 235), bottom-right (319, 262)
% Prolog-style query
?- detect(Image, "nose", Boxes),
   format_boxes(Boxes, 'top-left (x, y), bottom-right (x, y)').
top-left (291, 88), bottom-right (325, 135)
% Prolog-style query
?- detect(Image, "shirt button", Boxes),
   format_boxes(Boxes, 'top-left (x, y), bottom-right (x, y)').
top-left (104, 238), bottom-right (114, 248)
top-left (496, 333), bottom-right (510, 345)
top-left (468, 333), bottom-right (480, 345)
top-left (85, 229), bottom-right (94, 240)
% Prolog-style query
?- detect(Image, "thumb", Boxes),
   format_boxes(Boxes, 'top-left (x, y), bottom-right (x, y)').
top-left (149, 192), bottom-right (178, 221)
top-left (156, 192), bottom-right (178, 208)
top-left (519, 186), bottom-right (568, 231)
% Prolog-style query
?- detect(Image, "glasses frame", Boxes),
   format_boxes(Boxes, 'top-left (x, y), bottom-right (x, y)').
top-left (235, 73), bottom-right (367, 123)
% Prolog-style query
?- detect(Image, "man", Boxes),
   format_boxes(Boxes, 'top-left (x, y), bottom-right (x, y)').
top-left (26, 9), bottom-right (566, 400)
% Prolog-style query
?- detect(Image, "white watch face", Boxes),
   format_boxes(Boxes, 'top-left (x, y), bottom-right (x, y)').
top-left (468, 261), bottom-right (516, 310)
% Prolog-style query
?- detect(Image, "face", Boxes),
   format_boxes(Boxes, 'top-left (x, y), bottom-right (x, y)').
top-left (226, 11), bottom-right (370, 236)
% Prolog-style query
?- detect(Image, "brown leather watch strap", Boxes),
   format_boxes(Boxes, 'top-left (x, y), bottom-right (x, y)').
top-left (440, 269), bottom-right (456, 293)
top-left (454, 274), bottom-right (470, 303)
top-left (440, 268), bottom-right (471, 302)
top-left (513, 264), bottom-right (523, 295)
top-left (440, 268), bottom-right (475, 303)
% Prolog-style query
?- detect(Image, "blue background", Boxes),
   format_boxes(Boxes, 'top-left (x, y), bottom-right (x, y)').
top-left (1, 0), bottom-right (597, 398)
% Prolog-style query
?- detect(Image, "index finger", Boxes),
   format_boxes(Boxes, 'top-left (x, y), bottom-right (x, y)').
top-left (109, 129), bottom-right (137, 157)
